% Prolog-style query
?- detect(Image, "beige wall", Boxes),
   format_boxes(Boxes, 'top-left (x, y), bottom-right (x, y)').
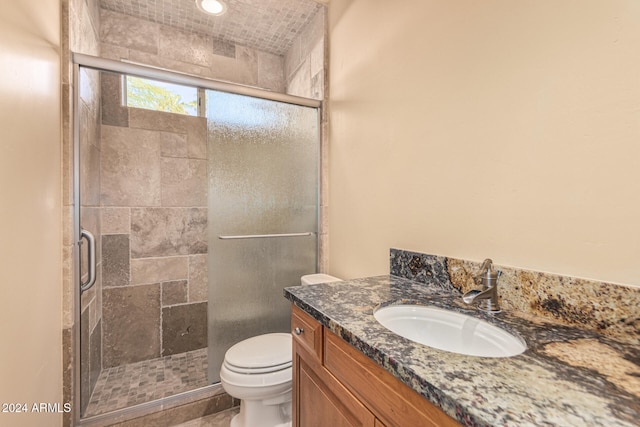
top-left (0, 0), bottom-right (63, 425)
top-left (328, 0), bottom-right (640, 287)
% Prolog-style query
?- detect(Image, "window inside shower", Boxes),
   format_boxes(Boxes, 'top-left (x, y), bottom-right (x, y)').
top-left (123, 75), bottom-right (200, 117)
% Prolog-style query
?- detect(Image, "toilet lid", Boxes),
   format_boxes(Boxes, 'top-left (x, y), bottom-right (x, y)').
top-left (224, 333), bottom-right (292, 374)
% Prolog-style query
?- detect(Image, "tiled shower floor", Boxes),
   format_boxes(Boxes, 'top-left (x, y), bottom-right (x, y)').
top-left (84, 348), bottom-right (209, 417)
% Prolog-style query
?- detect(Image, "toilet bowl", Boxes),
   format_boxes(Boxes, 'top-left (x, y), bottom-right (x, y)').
top-left (220, 273), bottom-right (341, 427)
top-left (220, 333), bottom-right (293, 427)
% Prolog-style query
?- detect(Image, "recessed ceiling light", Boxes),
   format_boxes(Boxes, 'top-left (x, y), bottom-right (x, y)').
top-left (196, 0), bottom-right (228, 16)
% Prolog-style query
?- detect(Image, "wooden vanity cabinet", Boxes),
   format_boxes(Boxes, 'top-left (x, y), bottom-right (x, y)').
top-left (292, 305), bottom-right (377, 427)
top-left (291, 305), bottom-right (460, 427)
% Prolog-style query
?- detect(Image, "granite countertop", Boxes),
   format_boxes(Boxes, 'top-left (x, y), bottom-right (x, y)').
top-left (284, 275), bottom-right (640, 427)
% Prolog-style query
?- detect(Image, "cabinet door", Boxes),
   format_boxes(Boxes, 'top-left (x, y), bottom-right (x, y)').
top-left (324, 331), bottom-right (460, 427)
top-left (296, 347), bottom-right (375, 427)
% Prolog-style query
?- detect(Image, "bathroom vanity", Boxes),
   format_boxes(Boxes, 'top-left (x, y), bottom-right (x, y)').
top-left (291, 305), bottom-right (459, 426)
top-left (285, 268), bottom-right (640, 427)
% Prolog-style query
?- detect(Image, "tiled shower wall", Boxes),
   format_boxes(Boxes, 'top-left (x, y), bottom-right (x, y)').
top-left (99, 9), bottom-right (287, 93)
top-left (100, 74), bottom-right (208, 368)
top-left (285, 6), bottom-right (325, 99)
top-left (94, 6), bottom-right (326, 371)
top-left (98, 7), bottom-right (325, 99)
top-left (93, 1), bottom-right (325, 373)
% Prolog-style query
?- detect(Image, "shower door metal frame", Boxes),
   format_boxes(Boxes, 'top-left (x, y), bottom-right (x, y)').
top-left (72, 53), bottom-right (322, 426)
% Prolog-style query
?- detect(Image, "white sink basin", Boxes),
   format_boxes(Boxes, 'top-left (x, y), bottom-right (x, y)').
top-left (373, 304), bottom-right (526, 358)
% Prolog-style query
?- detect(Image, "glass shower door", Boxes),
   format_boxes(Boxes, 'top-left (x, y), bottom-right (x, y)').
top-left (206, 90), bottom-right (319, 382)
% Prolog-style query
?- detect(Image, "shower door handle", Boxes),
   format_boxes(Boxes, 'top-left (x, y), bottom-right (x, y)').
top-left (80, 229), bottom-right (97, 293)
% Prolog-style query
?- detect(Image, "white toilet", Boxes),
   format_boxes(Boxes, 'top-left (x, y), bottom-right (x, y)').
top-left (220, 273), bottom-right (341, 427)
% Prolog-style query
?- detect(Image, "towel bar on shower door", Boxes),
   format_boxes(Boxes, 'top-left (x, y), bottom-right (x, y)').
top-left (218, 232), bottom-right (315, 240)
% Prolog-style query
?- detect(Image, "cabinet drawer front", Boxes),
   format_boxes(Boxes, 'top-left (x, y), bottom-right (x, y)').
top-left (324, 331), bottom-right (460, 427)
top-left (292, 305), bottom-right (323, 359)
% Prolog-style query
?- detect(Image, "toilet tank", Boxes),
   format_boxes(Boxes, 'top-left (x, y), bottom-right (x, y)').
top-left (301, 273), bottom-right (341, 286)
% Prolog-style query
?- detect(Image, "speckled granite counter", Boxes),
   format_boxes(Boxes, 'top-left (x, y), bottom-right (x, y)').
top-left (284, 263), bottom-right (640, 426)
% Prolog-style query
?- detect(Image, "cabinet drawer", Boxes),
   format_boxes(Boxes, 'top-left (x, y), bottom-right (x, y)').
top-left (324, 331), bottom-right (460, 427)
top-left (292, 305), bottom-right (323, 359)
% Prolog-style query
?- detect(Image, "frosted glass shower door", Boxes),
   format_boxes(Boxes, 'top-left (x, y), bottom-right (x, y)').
top-left (206, 90), bottom-right (319, 383)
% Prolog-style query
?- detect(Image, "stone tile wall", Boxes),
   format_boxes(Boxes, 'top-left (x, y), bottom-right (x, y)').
top-left (285, 6), bottom-right (325, 99)
top-left (284, 6), bottom-right (328, 269)
top-left (100, 76), bottom-right (209, 368)
top-left (99, 9), bottom-right (286, 93)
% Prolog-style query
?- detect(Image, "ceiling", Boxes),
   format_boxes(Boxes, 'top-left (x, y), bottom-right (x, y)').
top-left (99, 0), bottom-right (324, 56)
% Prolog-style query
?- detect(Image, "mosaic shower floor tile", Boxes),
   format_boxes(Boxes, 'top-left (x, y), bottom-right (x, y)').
top-left (84, 348), bottom-right (209, 417)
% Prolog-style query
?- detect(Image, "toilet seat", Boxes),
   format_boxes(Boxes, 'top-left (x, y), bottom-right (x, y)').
top-left (221, 363), bottom-right (292, 388)
top-left (223, 333), bottom-right (292, 374)
top-left (225, 359), bottom-right (291, 375)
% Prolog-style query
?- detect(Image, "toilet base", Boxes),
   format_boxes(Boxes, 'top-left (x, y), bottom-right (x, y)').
top-left (230, 398), bottom-right (292, 427)
top-left (231, 414), bottom-right (291, 427)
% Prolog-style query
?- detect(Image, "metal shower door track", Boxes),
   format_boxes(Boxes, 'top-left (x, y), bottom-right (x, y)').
top-left (72, 52), bottom-right (322, 108)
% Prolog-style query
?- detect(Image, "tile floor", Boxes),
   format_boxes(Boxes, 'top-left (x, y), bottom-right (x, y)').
top-left (85, 348), bottom-right (209, 417)
top-left (173, 407), bottom-right (240, 427)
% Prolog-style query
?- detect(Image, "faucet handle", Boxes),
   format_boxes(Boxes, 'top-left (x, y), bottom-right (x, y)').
top-left (474, 259), bottom-right (501, 285)
top-left (464, 259), bottom-right (502, 312)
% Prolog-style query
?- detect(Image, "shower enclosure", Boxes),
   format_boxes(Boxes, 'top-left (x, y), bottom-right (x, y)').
top-left (74, 55), bottom-right (320, 422)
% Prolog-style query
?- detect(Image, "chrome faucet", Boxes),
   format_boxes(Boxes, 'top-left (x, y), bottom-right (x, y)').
top-left (462, 259), bottom-right (501, 313)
